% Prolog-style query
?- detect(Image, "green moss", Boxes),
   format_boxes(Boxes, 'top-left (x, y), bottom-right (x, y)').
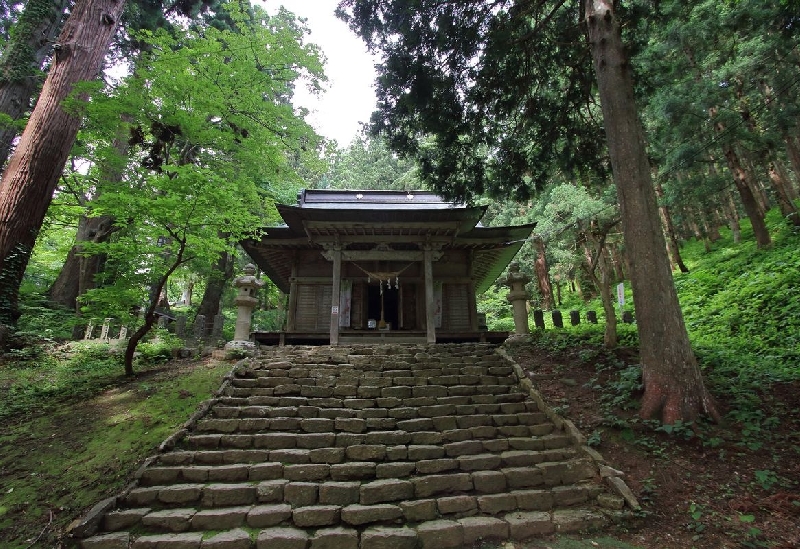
top-left (0, 357), bottom-right (231, 547)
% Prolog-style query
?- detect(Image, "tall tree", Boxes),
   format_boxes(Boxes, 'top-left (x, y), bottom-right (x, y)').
top-left (0, 0), bottom-right (70, 167)
top-left (0, 0), bottom-right (126, 326)
top-left (584, 0), bottom-right (716, 421)
top-left (338, 0), bottom-right (719, 422)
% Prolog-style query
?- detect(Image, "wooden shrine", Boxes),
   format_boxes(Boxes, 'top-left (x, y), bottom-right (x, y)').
top-left (241, 189), bottom-right (535, 345)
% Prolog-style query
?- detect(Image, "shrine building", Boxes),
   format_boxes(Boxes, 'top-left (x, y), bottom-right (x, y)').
top-left (241, 189), bottom-right (535, 345)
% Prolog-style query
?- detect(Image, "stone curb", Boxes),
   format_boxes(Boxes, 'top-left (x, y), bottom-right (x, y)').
top-left (496, 344), bottom-right (641, 511)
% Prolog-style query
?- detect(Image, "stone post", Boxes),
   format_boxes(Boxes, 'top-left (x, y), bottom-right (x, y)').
top-left (533, 310), bottom-right (545, 330)
top-left (503, 262), bottom-right (531, 335)
top-left (193, 315), bottom-right (206, 340)
top-left (175, 315), bottom-right (187, 338)
top-left (225, 263), bottom-right (264, 353)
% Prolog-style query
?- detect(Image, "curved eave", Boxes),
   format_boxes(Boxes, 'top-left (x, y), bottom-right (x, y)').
top-left (464, 224), bottom-right (536, 293)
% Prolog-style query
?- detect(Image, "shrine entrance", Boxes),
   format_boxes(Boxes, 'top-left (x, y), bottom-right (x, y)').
top-left (367, 283), bottom-right (399, 330)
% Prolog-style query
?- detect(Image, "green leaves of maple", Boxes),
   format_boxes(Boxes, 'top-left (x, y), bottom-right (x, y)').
top-left (76, 1), bottom-right (326, 323)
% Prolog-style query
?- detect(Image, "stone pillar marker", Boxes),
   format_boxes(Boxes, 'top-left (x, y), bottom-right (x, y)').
top-left (503, 262), bottom-right (531, 335)
top-left (225, 263), bottom-right (265, 353)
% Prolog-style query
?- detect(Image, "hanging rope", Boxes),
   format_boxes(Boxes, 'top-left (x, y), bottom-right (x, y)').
top-left (351, 262), bottom-right (415, 290)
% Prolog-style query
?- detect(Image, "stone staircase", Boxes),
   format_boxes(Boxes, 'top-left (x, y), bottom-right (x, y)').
top-left (73, 343), bottom-right (632, 549)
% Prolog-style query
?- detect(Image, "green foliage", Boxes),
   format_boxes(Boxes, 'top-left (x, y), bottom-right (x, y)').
top-left (477, 285), bottom-right (511, 326)
top-left (0, 342), bottom-right (122, 420)
top-left (753, 469), bottom-right (778, 491)
top-left (0, 354), bottom-right (232, 547)
top-left (321, 134), bottom-right (422, 190)
top-left (673, 210), bottom-right (800, 427)
top-left (53, 4), bottom-right (326, 366)
top-left (338, 0), bottom-right (605, 202)
top-left (137, 330), bottom-right (183, 365)
top-left (15, 291), bottom-right (77, 341)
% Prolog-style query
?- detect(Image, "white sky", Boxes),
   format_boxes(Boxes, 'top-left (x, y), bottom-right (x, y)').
top-left (267, 1), bottom-right (379, 147)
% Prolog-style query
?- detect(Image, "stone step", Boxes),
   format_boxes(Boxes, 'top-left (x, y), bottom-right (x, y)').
top-left (193, 412), bottom-right (550, 435)
top-left (211, 400), bottom-right (536, 419)
top-left (81, 508), bottom-right (606, 548)
top-left (224, 383), bottom-right (521, 400)
top-left (215, 391), bottom-right (531, 409)
top-left (114, 481), bottom-right (600, 531)
top-left (123, 458), bottom-right (595, 512)
top-left (140, 447), bottom-right (580, 486)
top-left (72, 343), bottom-right (625, 549)
top-left (181, 429), bottom-right (565, 455)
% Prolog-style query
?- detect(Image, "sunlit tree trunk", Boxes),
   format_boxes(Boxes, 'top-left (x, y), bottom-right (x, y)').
top-left (768, 160), bottom-right (800, 226)
top-left (655, 179), bottom-right (688, 273)
top-left (585, 0), bottom-right (719, 423)
top-left (0, 0), bottom-right (126, 326)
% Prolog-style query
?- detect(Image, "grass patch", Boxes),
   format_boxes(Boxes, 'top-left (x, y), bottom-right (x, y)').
top-left (0, 352), bottom-right (232, 548)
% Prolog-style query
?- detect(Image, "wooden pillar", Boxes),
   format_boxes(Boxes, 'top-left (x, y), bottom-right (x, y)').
top-left (466, 250), bottom-right (478, 331)
top-left (330, 245), bottom-right (342, 346)
top-left (286, 252), bottom-right (298, 331)
top-left (424, 246), bottom-right (436, 343)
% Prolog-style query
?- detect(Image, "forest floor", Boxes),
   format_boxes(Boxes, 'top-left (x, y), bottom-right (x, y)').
top-left (505, 338), bottom-right (800, 549)
top-left (1, 339), bottom-right (798, 548)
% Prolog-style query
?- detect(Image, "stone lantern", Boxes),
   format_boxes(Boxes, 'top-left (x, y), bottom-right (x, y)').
top-left (225, 263), bottom-right (265, 352)
top-left (504, 261), bottom-right (531, 335)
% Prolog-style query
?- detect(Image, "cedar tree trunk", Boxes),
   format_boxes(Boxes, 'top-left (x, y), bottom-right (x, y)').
top-left (532, 237), bottom-right (554, 310)
top-left (784, 135), bottom-right (800, 194)
top-left (721, 145), bottom-right (771, 247)
top-left (195, 251), bottom-right (234, 334)
top-left (654, 179), bottom-right (688, 273)
top-left (768, 161), bottom-right (800, 226)
top-left (0, 0), bottom-right (126, 326)
top-left (48, 213), bottom-right (116, 310)
top-left (0, 0), bottom-right (71, 167)
top-left (585, 0), bottom-right (719, 423)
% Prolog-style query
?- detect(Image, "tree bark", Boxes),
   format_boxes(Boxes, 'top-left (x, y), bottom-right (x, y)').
top-left (724, 190), bottom-right (742, 244)
top-left (581, 221), bottom-right (619, 348)
top-left (783, 135), bottom-right (800, 195)
top-left (47, 213), bottom-right (116, 310)
top-left (532, 237), bottom-right (554, 310)
top-left (0, 0), bottom-right (127, 326)
top-left (195, 250), bottom-right (234, 335)
top-left (585, 0), bottom-right (719, 423)
top-left (0, 0), bottom-right (71, 168)
top-left (48, 117), bottom-right (130, 311)
top-left (654, 179), bottom-right (688, 273)
top-left (773, 158), bottom-right (798, 201)
top-left (768, 160), bottom-right (800, 226)
top-left (721, 145), bottom-right (771, 247)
